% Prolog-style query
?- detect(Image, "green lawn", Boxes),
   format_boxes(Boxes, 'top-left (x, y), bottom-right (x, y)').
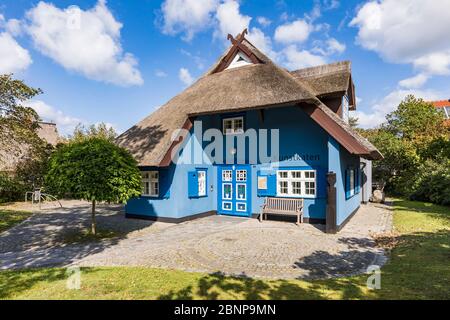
top-left (0, 199), bottom-right (449, 300)
top-left (0, 209), bottom-right (33, 234)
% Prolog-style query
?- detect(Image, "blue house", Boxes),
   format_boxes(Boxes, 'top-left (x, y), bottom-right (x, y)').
top-left (117, 30), bottom-right (382, 233)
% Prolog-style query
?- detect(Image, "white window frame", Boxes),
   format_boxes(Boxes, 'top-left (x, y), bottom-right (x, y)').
top-left (236, 183), bottom-right (247, 200)
top-left (444, 106), bottom-right (450, 119)
top-left (222, 116), bottom-right (244, 135)
top-left (222, 201), bottom-right (232, 211)
top-left (226, 51), bottom-right (253, 70)
top-left (342, 94), bottom-right (350, 123)
top-left (222, 170), bottom-right (232, 181)
top-left (348, 168), bottom-right (355, 197)
top-left (142, 171), bottom-right (159, 197)
top-left (236, 169), bottom-right (247, 181)
top-left (197, 170), bottom-right (206, 197)
top-left (222, 183), bottom-right (233, 200)
top-left (276, 170), bottom-right (317, 198)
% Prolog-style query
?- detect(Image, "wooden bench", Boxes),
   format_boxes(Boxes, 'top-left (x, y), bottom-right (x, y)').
top-left (259, 197), bottom-right (304, 225)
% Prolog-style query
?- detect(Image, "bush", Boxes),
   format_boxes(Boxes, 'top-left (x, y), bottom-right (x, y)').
top-left (0, 173), bottom-right (27, 203)
top-left (410, 160), bottom-right (450, 206)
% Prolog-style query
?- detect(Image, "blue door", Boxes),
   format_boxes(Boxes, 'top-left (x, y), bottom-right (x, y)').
top-left (217, 165), bottom-right (252, 217)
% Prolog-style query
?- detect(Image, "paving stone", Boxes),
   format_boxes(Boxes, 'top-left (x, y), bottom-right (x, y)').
top-left (0, 201), bottom-right (393, 279)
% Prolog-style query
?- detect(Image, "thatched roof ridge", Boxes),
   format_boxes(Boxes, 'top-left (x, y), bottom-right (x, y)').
top-left (290, 61), bottom-right (352, 97)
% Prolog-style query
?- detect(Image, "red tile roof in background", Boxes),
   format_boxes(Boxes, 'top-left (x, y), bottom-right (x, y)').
top-left (430, 100), bottom-right (450, 108)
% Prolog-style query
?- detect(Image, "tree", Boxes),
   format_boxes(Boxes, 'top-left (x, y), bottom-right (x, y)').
top-left (383, 95), bottom-right (447, 150)
top-left (45, 138), bottom-right (142, 234)
top-left (0, 74), bottom-right (43, 163)
top-left (360, 95), bottom-right (450, 201)
top-left (69, 123), bottom-right (117, 143)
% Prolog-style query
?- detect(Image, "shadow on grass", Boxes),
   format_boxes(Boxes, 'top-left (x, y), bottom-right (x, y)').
top-left (0, 268), bottom-right (67, 299)
top-left (157, 228), bottom-right (450, 300)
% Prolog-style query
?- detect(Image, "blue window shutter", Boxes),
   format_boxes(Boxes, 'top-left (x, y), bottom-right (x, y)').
top-left (159, 168), bottom-right (170, 199)
top-left (187, 171), bottom-right (198, 198)
top-left (267, 174), bottom-right (277, 196)
top-left (316, 167), bottom-right (326, 198)
top-left (345, 169), bottom-right (350, 199)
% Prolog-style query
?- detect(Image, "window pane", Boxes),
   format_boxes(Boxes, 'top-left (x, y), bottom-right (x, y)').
top-left (223, 184), bottom-right (232, 199)
top-left (278, 171), bottom-right (288, 179)
top-left (150, 172), bottom-right (158, 180)
top-left (305, 181), bottom-right (315, 195)
top-left (305, 171), bottom-right (315, 179)
top-left (292, 181), bottom-right (302, 194)
top-left (198, 171), bottom-right (206, 196)
top-left (237, 184), bottom-right (246, 200)
top-left (234, 118), bottom-right (243, 132)
top-left (222, 170), bottom-right (232, 181)
top-left (279, 181), bottom-right (288, 194)
top-left (291, 171), bottom-right (302, 179)
top-left (236, 170), bottom-right (247, 181)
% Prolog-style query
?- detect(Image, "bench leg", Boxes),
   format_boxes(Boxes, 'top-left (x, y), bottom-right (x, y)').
top-left (259, 212), bottom-right (263, 222)
top-left (296, 213), bottom-right (300, 226)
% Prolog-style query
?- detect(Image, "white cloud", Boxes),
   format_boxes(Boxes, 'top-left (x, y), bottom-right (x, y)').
top-left (0, 32), bottom-right (32, 74)
top-left (160, 0), bottom-right (218, 41)
top-left (350, 0), bottom-right (450, 76)
top-left (247, 27), bottom-right (278, 61)
top-left (354, 89), bottom-right (441, 128)
top-left (256, 16), bottom-right (271, 27)
top-left (274, 19), bottom-right (311, 44)
top-left (282, 45), bottom-right (326, 70)
top-left (5, 19), bottom-right (23, 36)
top-left (398, 73), bottom-right (429, 89)
top-left (312, 37), bottom-right (346, 56)
top-left (413, 51), bottom-right (450, 75)
top-left (326, 38), bottom-right (345, 55)
top-left (26, 100), bottom-right (83, 135)
top-left (179, 67), bottom-right (194, 86)
top-left (214, 0), bottom-right (251, 40)
top-left (25, 1), bottom-right (143, 86)
top-left (155, 70), bottom-right (168, 77)
top-left (323, 0), bottom-right (340, 10)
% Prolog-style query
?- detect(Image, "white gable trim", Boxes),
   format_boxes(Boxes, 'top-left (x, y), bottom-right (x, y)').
top-left (226, 51), bottom-right (253, 70)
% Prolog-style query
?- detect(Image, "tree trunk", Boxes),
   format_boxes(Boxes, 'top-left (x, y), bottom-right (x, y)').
top-left (91, 199), bottom-right (96, 235)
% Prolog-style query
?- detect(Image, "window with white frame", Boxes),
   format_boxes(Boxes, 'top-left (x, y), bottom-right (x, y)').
top-left (342, 94), bottom-right (350, 123)
top-left (142, 171), bottom-right (159, 197)
top-left (223, 116), bottom-right (244, 135)
top-left (444, 106), bottom-right (450, 119)
top-left (277, 170), bottom-right (316, 198)
top-left (348, 168), bottom-right (355, 197)
top-left (198, 170), bottom-right (206, 197)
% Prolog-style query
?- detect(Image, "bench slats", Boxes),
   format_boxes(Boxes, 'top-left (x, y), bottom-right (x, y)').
top-left (260, 197), bottom-right (304, 225)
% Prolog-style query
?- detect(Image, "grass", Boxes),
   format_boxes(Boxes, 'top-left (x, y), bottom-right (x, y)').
top-left (0, 209), bottom-right (33, 234)
top-left (0, 199), bottom-right (449, 300)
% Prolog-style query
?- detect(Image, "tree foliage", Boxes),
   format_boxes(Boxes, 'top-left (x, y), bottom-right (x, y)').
top-left (0, 74), bottom-right (43, 160)
top-left (360, 95), bottom-right (450, 204)
top-left (45, 138), bottom-right (142, 234)
top-left (69, 123), bottom-right (117, 143)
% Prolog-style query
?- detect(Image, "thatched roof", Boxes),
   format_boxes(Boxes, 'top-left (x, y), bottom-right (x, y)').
top-left (290, 61), bottom-right (356, 109)
top-left (117, 35), bottom-right (381, 166)
top-left (36, 122), bottom-right (59, 146)
top-left (0, 122), bottom-right (60, 172)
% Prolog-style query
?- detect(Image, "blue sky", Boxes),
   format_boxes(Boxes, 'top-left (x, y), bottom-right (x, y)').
top-left (1, 0), bottom-right (449, 135)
